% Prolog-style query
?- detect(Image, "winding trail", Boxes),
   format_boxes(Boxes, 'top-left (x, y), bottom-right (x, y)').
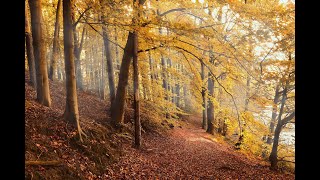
top-left (104, 118), bottom-right (294, 179)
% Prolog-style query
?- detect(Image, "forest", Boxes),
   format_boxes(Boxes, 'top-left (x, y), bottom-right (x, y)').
top-left (25, 0), bottom-right (295, 179)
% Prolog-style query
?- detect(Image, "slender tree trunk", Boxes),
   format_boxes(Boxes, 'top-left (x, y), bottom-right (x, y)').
top-left (201, 62), bottom-right (207, 129)
top-left (133, 27), bottom-right (141, 148)
top-left (29, 0), bottom-right (51, 107)
top-left (111, 0), bottom-right (146, 125)
top-left (207, 50), bottom-right (215, 134)
top-left (267, 85), bottom-right (280, 144)
top-left (207, 76), bottom-right (214, 134)
top-left (175, 83), bottom-right (180, 107)
top-left (244, 75), bottom-right (250, 111)
top-left (102, 25), bottom-right (116, 105)
top-left (49, 0), bottom-right (61, 81)
top-left (269, 82), bottom-right (288, 169)
top-left (73, 25), bottom-right (85, 91)
top-left (25, 1), bottom-right (37, 88)
top-left (114, 27), bottom-right (120, 71)
top-left (63, 0), bottom-right (84, 141)
top-left (111, 32), bottom-right (135, 125)
top-left (100, 40), bottom-right (105, 99)
top-left (148, 51), bottom-right (154, 101)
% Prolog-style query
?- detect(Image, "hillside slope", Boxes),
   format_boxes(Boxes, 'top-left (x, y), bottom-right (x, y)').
top-left (25, 75), bottom-right (294, 179)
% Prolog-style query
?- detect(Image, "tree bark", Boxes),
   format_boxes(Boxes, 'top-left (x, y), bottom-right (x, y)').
top-left (111, 0), bottom-right (147, 126)
top-left (114, 27), bottom-right (120, 71)
top-left (207, 51), bottom-right (215, 134)
top-left (244, 75), bottom-right (250, 111)
top-left (111, 32), bottom-right (135, 125)
top-left (102, 25), bottom-right (116, 106)
top-left (25, 0), bottom-right (37, 88)
top-left (207, 76), bottom-right (214, 134)
top-left (29, 0), bottom-right (51, 107)
top-left (148, 51), bottom-right (154, 101)
top-left (133, 29), bottom-right (141, 148)
top-left (269, 82), bottom-right (288, 169)
top-left (73, 23), bottom-right (85, 91)
top-left (63, 0), bottom-right (84, 141)
top-left (49, 0), bottom-right (61, 81)
top-left (201, 62), bottom-right (207, 129)
top-left (267, 85), bottom-right (280, 144)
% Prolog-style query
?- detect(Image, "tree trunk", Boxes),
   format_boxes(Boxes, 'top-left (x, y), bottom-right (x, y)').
top-left (29, 0), bottom-right (51, 107)
top-left (269, 121), bottom-right (281, 170)
top-left (206, 51), bottom-right (215, 134)
top-left (201, 62), bottom-right (207, 129)
top-left (244, 75), bottom-right (250, 111)
top-left (63, 0), bottom-right (84, 141)
top-left (133, 29), bottom-right (141, 148)
top-left (102, 25), bottom-right (116, 106)
top-left (114, 27), bottom-right (120, 71)
top-left (111, 32), bottom-right (135, 125)
top-left (73, 24), bottom-right (85, 91)
top-left (148, 51), bottom-right (154, 101)
top-left (207, 77), bottom-right (214, 134)
top-left (269, 82), bottom-right (288, 169)
top-left (175, 83), bottom-right (180, 107)
top-left (267, 85), bottom-right (280, 144)
top-left (100, 38), bottom-right (105, 99)
top-left (49, 0), bottom-right (61, 81)
top-left (25, 0), bottom-right (37, 88)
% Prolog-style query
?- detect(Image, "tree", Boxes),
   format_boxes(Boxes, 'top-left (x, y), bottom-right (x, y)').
top-left (49, 0), bottom-right (62, 81)
top-left (267, 84), bottom-right (280, 144)
top-left (111, 0), bottom-right (147, 126)
top-left (62, 0), bottom-right (85, 141)
top-left (100, 0), bottom-right (116, 108)
top-left (29, 0), bottom-right (51, 107)
top-left (269, 82), bottom-right (295, 169)
top-left (206, 50), bottom-right (215, 134)
top-left (201, 62), bottom-right (207, 130)
top-left (25, 0), bottom-right (37, 88)
top-left (133, 0), bottom-right (142, 148)
top-left (73, 25), bottom-right (86, 91)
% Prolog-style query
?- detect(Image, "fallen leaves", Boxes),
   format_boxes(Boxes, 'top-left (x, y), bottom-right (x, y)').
top-left (25, 74), bottom-right (294, 179)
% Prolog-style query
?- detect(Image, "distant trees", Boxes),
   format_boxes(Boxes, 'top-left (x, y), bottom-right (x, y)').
top-left (28, 0), bottom-right (51, 107)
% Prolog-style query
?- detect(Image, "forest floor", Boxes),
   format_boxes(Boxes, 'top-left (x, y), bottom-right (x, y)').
top-left (25, 74), bottom-right (294, 179)
top-left (103, 116), bottom-right (294, 179)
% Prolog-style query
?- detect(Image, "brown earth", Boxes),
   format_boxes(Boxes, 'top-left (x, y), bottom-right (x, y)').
top-left (25, 74), bottom-right (294, 179)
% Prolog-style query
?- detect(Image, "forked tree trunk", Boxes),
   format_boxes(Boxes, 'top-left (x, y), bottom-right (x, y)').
top-left (63, 0), bottom-right (84, 141)
top-left (111, 32), bottom-right (135, 125)
top-left (269, 82), bottom-right (288, 170)
top-left (25, 0), bottom-right (37, 88)
top-left (49, 0), bottom-right (61, 81)
top-left (29, 0), bottom-right (51, 107)
top-left (111, 0), bottom-right (146, 126)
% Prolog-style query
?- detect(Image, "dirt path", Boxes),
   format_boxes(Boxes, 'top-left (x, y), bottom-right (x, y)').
top-left (103, 121), bottom-right (294, 179)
